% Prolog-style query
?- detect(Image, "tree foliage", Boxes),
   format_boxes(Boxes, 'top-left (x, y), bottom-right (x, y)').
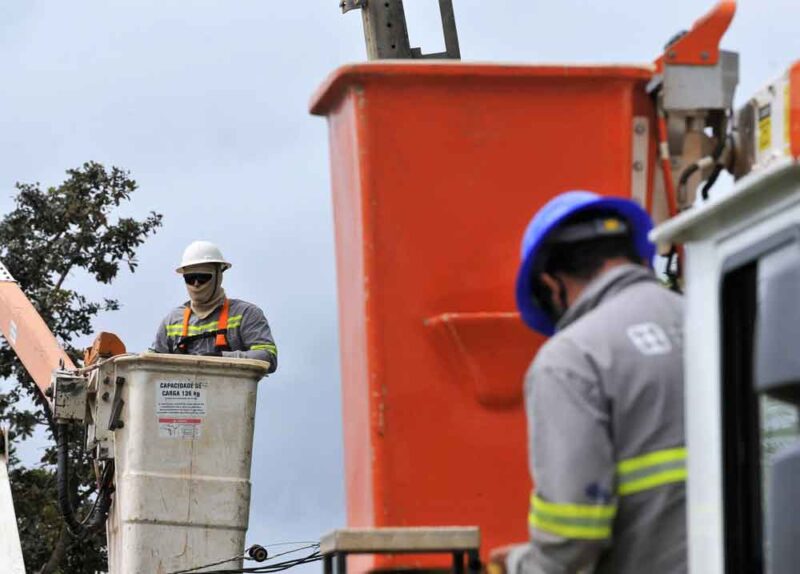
top-left (0, 162), bottom-right (162, 573)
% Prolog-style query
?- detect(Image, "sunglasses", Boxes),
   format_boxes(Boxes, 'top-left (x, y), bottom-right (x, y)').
top-left (183, 273), bottom-right (213, 286)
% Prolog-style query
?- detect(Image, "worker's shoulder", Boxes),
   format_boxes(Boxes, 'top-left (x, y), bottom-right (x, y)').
top-left (580, 280), bottom-right (682, 333)
top-left (532, 331), bottom-right (589, 374)
top-left (545, 281), bottom-right (682, 362)
top-left (160, 303), bottom-right (190, 324)
top-left (600, 279), bottom-right (682, 322)
top-left (227, 298), bottom-right (268, 316)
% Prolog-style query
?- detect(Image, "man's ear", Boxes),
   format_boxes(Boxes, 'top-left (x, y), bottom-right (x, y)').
top-left (539, 272), bottom-right (561, 296)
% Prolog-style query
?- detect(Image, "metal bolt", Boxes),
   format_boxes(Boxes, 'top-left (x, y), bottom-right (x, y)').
top-left (634, 123), bottom-right (646, 135)
top-left (633, 161), bottom-right (645, 172)
top-left (700, 51), bottom-right (709, 61)
top-left (102, 392), bottom-right (110, 401)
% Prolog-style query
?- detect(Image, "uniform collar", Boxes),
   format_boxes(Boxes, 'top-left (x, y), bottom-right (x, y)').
top-left (556, 264), bottom-right (657, 331)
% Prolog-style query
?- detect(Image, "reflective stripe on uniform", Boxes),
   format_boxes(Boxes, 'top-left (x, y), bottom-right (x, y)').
top-left (165, 315), bottom-right (243, 336)
top-left (528, 493), bottom-right (617, 540)
top-left (617, 447), bottom-right (687, 496)
top-left (250, 343), bottom-right (277, 353)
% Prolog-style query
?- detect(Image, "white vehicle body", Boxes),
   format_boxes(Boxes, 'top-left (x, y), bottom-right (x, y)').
top-left (0, 428), bottom-right (26, 574)
top-left (653, 159), bottom-right (800, 573)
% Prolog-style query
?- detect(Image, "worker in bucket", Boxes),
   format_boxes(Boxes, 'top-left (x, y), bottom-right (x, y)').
top-left (150, 240), bottom-right (277, 372)
top-left (495, 191), bottom-right (685, 573)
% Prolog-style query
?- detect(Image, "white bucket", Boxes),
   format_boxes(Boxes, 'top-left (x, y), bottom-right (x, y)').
top-left (104, 353), bottom-right (270, 574)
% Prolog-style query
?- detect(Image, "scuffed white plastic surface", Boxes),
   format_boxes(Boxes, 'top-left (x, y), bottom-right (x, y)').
top-left (105, 353), bottom-right (269, 574)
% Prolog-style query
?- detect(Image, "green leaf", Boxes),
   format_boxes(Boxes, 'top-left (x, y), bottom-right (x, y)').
top-left (0, 162), bottom-right (162, 572)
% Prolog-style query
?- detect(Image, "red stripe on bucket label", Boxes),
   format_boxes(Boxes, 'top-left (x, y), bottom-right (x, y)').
top-left (158, 418), bottom-right (202, 424)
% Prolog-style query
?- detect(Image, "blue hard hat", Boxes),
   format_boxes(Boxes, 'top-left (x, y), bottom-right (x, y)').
top-left (515, 191), bottom-right (656, 336)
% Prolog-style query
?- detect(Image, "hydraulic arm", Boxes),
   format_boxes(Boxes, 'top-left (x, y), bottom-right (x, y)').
top-left (0, 262), bottom-right (75, 397)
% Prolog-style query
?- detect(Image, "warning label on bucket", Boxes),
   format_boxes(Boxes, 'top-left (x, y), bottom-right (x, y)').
top-left (156, 380), bottom-right (208, 439)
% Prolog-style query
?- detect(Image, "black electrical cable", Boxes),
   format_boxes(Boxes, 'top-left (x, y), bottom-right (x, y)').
top-left (701, 134), bottom-right (736, 201)
top-left (186, 553), bottom-right (322, 574)
top-left (78, 459), bottom-right (114, 529)
top-left (678, 126), bottom-right (732, 205)
top-left (663, 246), bottom-right (682, 294)
top-left (198, 551), bottom-right (324, 574)
top-left (700, 164), bottom-right (725, 201)
top-left (677, 162), bottom-right (701, 205)
top-left (170, 543), bottom-right (322, 574)
top-left (56, 423), bottom-right (88, 536)
top-left (56, 423), bottom-right (114, 537)
top-left (169, 550), bottom-right (251, 574)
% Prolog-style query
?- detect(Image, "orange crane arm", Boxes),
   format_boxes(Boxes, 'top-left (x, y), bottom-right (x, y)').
top-left (654, 0), bottom-right (736, 72)
top-left (0, 263), bottom-right (75, 397)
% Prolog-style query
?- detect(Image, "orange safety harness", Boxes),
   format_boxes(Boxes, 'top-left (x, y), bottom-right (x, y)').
top-left (176, 299), bottom-right (230, 353)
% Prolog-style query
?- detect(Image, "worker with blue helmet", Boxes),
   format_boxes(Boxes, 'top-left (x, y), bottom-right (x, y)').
top-left (498, 191), bottom-right (687, 574)
top-left (515, 190), bottom-right (657, 336)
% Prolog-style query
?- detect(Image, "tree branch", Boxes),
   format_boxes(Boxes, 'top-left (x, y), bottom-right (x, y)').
top-left (54, 261), bottom-right (76, 292)
top-left (37, 525), bottom-right (68, 574)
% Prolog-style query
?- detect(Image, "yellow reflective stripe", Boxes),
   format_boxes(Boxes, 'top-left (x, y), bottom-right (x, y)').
top-left (528, 494), bottom-right (615, 540)
top-left (618, 468), bottom-right (687, 496)
top-left (165, 315), bottom-right (243, 336)
top-left (616, 447), bottom-right (687, 497)
top-left (617, 447), bottom-right (686, 475)
top-left (530, 494), bottom-right (616, 520)
top-left (250, 343), bottom-right (277, 352)
top-left (167, 323), bottom-right (221, 334)
top-left (529, 514), bottom-right (612, 540)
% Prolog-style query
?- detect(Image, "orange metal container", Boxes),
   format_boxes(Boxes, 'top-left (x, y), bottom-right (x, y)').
top-left (310, 63), bottom-right (655, 570)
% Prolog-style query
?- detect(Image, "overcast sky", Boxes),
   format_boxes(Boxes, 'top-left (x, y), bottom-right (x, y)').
top-left (2, 0), bottom-right (799, 569)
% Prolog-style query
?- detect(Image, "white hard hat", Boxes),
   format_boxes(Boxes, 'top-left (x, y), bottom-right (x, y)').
top-left (176, 240), bottom-right (232, 273)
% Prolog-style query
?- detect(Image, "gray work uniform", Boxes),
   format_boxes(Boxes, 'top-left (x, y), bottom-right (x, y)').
top-left (511, 264), bottom-right (685, 574)
top-left (150, 298), bottom-right (277, 373)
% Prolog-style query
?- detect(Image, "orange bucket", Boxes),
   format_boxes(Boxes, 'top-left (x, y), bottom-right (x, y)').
top-left (311, 62), bottom-right (655, 571)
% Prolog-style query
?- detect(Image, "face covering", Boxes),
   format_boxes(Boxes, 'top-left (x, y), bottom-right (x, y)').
top-left (183, 263), bottom-right (226, 319)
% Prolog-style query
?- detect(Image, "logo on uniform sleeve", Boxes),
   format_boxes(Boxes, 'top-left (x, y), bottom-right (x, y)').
top-left (626, 322), bottom-right (673, 356)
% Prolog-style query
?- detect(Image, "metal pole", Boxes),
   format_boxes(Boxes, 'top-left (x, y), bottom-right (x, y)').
top-left (342, 0), bottom-right (461, 61)
top-left (438, 0), bottom-right (461, 59)
top-left (361, 0), bottom-right (413, 60)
